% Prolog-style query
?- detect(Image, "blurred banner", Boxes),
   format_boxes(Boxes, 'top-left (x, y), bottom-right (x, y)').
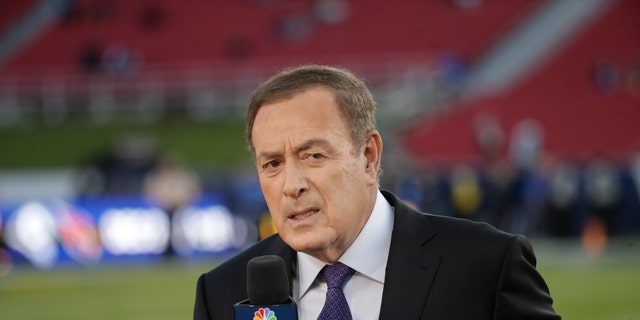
top-left (0, 194), bottom-right (254, 269)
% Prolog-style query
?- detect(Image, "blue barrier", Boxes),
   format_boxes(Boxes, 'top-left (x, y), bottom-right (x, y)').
top-left (0, 194), bottom-right (252, 269)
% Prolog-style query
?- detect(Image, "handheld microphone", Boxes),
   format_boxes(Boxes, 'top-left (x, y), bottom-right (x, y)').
top-left (234, 255), bottom-right (298, 319)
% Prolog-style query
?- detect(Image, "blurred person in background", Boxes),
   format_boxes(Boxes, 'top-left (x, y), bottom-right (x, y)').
top-left (75, 133), bottom-right (160, 197)
top-left (193, 65), bottom-right (559, 319)
top-left (144, 152), bottom-right (201, 213)
top-left (144, 152), bottom-right (201, 256)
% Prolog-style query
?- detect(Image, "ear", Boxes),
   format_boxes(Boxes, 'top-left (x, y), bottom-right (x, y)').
top-left (363, 130), bottom-right (383, 186)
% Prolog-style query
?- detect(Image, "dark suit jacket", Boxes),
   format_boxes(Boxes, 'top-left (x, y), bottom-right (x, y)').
top-left (194, 190), bottom-right (560, 319)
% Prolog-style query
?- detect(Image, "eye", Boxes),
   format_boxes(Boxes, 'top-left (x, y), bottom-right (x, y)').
top-left (262, 159), bottom-right (281, 170)
top-left (305, 153), bottom-right (326, 162)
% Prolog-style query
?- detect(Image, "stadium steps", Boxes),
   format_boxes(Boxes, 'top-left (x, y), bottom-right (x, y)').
top-left (0, 0), bottom-right (540, 73)
top-left (402, 0), bottom-right (640, 166)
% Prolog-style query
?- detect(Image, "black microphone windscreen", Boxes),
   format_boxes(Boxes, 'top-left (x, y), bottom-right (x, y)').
top-left (247, 255), bottom-right (290, 305)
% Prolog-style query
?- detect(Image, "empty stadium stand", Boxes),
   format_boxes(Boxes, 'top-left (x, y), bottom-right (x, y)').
top-left (402, 0), bottom-right (640, 166)
top-left (0, 0), bottom-right (539, 74)
top-left (0, 0), bottom-right (38, 33)
top-left (3, 0), bottom-right (637, 165)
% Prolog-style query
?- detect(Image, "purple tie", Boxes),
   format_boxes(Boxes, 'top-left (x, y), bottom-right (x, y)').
top-left (317, 262), bottom-right (355, 320)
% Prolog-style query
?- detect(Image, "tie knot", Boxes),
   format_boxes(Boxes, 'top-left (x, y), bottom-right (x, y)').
top-left (322, 262), bottom-right (355, 289)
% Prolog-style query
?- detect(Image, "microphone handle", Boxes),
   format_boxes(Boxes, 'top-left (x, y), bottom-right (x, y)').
top-left (233, 298), bottom-right (298, 320)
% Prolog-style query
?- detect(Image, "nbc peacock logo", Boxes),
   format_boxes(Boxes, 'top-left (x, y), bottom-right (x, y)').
top-left (253, 307), bottom-right (276, 320)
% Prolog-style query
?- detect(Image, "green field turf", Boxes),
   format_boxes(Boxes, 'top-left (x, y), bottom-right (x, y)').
top-left (535, 239), bottom-right (640, 320)
top-left (0, 259), bottom-right (219, 320)
top-left (0, 240), bottom-right (639, 320)
top-left (0, 117), bottom-right (251, 169)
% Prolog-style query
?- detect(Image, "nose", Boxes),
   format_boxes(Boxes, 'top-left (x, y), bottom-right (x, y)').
top-left (282, 162), bottom-right (308, 198)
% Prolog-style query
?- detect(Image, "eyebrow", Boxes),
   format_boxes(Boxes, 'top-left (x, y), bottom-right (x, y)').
top-left (257, 138), bottom-right (331, 161)
top-left (294, 138), bottom-right (331, 154)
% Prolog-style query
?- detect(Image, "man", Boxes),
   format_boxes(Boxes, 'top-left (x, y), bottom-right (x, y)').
top-left (193, 65), bottom-right (560, 319)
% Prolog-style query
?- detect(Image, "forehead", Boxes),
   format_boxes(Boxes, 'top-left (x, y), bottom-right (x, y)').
top-left (252, 87), bottom-right (351, 151)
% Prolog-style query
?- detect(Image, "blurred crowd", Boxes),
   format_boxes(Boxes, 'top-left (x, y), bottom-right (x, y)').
top-left (71, 132), bottom-right (640, 243)
top-left (382, 150), bottom-right (640, 239)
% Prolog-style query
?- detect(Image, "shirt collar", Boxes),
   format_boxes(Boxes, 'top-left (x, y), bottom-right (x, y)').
top-left (296, 189), bottom-right (394, 298)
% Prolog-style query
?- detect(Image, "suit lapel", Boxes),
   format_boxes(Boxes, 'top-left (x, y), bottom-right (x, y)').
top-left (379, 191), bottom-right (441, 320)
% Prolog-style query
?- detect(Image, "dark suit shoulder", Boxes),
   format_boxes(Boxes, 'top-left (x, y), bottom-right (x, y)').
top-left (424, 212), bottom-right (513, 242)
top-left (422, 212), bottom-right (524, 268)
top-left (194, 234), bottom-right (294, 320)
top-left (384, 189), bottom-right (513, 246)
top-left (385, 189), bottom-right (519, 267)
top-left (206, 235), bottom-right (281, 275)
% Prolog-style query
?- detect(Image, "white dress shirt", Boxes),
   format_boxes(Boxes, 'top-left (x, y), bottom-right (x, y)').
top-left (294, 190), bottom-right (394, 320)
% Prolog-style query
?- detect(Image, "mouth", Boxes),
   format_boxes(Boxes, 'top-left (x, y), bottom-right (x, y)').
top-left (288, 208), bottom-right (319, 220)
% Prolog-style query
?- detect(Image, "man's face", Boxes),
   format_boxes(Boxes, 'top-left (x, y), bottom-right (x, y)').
top-left (251, 87), bottom-right (380, 262)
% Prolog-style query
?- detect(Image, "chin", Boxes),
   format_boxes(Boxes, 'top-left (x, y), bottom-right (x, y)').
top-left (285, 233), bottom-right (327, 254)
